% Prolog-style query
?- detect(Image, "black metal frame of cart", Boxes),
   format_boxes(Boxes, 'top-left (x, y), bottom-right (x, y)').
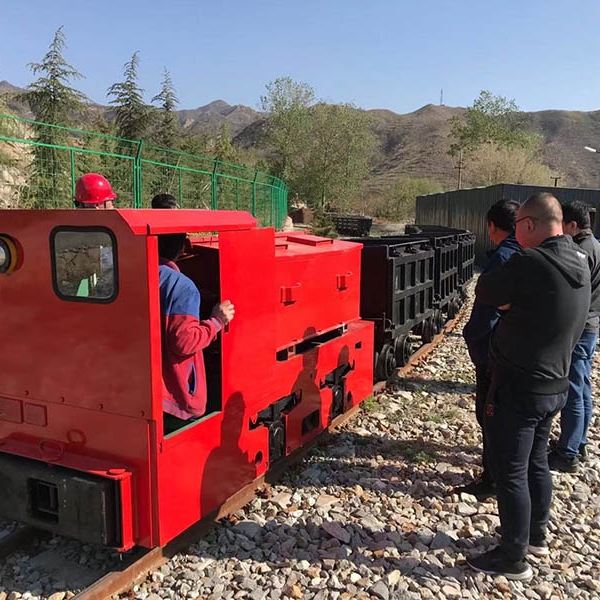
top-left (414, 226), bottom-right (475, 299)
top-left (331, 215), bottom-right (373, 237)
top-left (397, 233), bottom-right (460, 321)
top-left (348, 236), bottom-right (436, 381)
top-left (454, 231), bottom-right (475, 295)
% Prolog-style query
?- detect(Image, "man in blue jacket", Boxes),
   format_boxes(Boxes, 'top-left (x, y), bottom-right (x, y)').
top-left (455, 199), bottom-right (521, 499)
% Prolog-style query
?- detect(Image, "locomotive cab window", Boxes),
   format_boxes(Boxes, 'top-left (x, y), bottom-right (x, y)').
top-left (51, 228), bottom-right (118, 302)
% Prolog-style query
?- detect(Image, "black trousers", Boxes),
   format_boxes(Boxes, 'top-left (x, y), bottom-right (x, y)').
top-left (484, 374), bottom-right (567, 562)
top-left (474, 363), bottom-right (492, 482)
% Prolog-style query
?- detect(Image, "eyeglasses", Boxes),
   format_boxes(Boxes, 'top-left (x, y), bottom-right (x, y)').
top-left (515, 215), bottom-right (538, 225)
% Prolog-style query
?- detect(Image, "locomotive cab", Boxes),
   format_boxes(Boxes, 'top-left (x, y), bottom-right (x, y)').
top-left (0, 209), bottom-right (374, 550)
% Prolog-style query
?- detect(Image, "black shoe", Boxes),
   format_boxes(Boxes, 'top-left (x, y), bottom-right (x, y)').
top-left (579, 444), bottom-right (588, 462)
top-left (493, 527), bottom-right (549, 556)
top-left (548, 449), bottom-right (580, 473)
top-left (467, 547), bottom-right (533, 581)
top-left (454, 476), bottom-right (496, 500)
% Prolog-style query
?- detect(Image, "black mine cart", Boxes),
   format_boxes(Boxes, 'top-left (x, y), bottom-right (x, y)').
top-left (349, 236), bottom-right (436, 381)
top-left (347, 227), bottom-right (475, 381)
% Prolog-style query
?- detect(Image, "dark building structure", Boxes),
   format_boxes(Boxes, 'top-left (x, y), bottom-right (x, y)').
top-left (416, 184), bottom-right (600, 265)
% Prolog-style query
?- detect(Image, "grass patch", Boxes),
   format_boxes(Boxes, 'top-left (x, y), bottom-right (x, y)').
top-left (361, 395), bottom-right (379, 413)
top-left (396, 440), bottom-right (440, 463)
top-left (427, 408), bottom-right (460, 423)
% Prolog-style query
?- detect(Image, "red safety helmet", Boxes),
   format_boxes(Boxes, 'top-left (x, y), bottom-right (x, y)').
top-left (74, 173), bottom-right (117, 205)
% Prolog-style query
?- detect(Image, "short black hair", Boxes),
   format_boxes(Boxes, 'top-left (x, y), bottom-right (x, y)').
top-left (486, 199), bottom-right (520, 233)
top-left (152, 193), bottom-right (178, 209)
top-left (158, 233), bottom-right (187, 261)
top-left (562, 201), bottom-right (591, 229)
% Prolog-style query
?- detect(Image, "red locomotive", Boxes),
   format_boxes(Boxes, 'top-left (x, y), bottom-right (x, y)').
top-left (0, 209), bottom-right (374, 550)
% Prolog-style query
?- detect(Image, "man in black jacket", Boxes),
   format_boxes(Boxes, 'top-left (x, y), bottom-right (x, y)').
top-left (457, 200), bottom-right (521, 499)
top-left (548, 201), bottom-right (600, 472)
top-left (467, 193), bottom-right (590, 581)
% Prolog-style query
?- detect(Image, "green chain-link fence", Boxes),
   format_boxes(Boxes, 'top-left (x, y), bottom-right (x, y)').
top-left (0, 114), bottom-right (288, 228)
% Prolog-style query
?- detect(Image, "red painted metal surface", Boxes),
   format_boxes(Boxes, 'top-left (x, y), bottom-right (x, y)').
top-left (0, 209), bottom-right (374, 550)
top-left (118, 208), bottom-right (257, 235)
top-left (273, 233), bottom-right (362, 350)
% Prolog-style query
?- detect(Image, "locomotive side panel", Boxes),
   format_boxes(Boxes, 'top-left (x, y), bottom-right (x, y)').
top-left (0, 210), bottom-right (159, 548)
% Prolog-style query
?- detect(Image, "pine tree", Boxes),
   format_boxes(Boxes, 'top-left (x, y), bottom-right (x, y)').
top-left (21, 26), bottom-right (87, 128)
top-left (107, 52), bottom-right (154, 204)
top-left (211, 123), bottom-right (240, 209)
top-left (146, 68), bottom-right (182, 200)
top-left (213, 123), bottom-right (238, 163)
top-left (151, 68), bottom-right (180, 149)
top-left (18, 26), bottom-right (88, 207)
top-left (107, 52), bottom-right (154, 144)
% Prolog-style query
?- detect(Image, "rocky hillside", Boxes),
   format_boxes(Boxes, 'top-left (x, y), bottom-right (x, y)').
top-left (2, 80), bottom-right (600, 189)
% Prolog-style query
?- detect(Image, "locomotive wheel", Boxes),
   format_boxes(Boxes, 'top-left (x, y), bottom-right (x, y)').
top-left (394, 335), bottom-right (413, 367)
top-left (376, 344), bottom-right (396, 381)
top-left (421, 317), bottom-right (435, 343)
top-left (331, 384), bottom-right (344, 418)
top-left (269, 420), bottom-right (286, 462)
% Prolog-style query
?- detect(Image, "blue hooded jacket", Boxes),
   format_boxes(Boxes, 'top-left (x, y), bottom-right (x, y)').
top-left (463, 235), bottom-right (521, 366)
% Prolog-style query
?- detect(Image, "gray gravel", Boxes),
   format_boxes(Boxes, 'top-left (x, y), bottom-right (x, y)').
top-left (1, 280), bottom-right (599, 600)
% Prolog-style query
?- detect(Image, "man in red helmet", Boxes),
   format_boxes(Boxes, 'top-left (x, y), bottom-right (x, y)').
top-left (74, 173), bottom-right (117, 209)
top-left (73, 173), bottom-right (117, 297)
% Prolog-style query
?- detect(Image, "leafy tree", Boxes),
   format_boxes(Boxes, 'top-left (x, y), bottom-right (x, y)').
top-left (107, 51), bottom-right (154, 144)
top-left (298, 103), bottom-right (378, 210)
top-left (449, 90), bottom-right (535, 158)
top-left (18, 26), bottom-right (88, 206)
top-left (367, 178), bottom-right (442, 220)
top-left (260, 76), bottom-right (314, 182)
top-left (465, 144), bottom-right (561, 188)
top-left (151, 68), bottom-right (180, 149)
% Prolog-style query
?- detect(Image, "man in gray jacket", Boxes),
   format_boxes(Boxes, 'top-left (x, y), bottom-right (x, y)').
top-left (548, 201), bottom-right (600, 472)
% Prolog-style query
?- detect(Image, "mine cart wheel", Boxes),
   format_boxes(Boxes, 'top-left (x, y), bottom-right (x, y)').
top-left (447, 299), bottom-right (459, 320)
top-left (376, 344), bottom-right (396, 381)
top-left (447, 301), bottom-right (456, 320)
top-left (394, 335), bottom-right (413, 367)
top-left (434, 309), bottom-right (445, 333)
top-left (453, 298), bottom-right (462, 317)
top-left (421, 317), bottom-right (435, 343)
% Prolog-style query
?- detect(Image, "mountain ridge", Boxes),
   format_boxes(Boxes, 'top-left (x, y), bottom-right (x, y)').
top-left (2, 80), bottom-right (600, 189)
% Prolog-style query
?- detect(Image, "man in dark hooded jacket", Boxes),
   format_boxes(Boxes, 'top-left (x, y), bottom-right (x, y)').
top-left (467, 193), bottom-right (590, 581)
top-left (458, 200), bottom-right (521, 499)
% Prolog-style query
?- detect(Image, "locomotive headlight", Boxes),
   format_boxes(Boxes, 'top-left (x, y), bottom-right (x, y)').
top-left (0, 235), bottom-right (19, 274)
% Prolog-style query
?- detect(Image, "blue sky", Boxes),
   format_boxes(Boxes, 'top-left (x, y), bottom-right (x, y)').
top-left (0, 0), bottom-right (598, 114)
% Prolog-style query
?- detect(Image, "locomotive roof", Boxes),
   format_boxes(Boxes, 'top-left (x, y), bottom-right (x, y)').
top-left (116, 209), bottom-right (257, 234)
top-left (0, 209), bottom-right (258, 235)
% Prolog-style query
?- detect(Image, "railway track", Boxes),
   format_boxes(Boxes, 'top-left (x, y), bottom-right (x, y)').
top-left (0, 311), bottom-right (464, 600)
